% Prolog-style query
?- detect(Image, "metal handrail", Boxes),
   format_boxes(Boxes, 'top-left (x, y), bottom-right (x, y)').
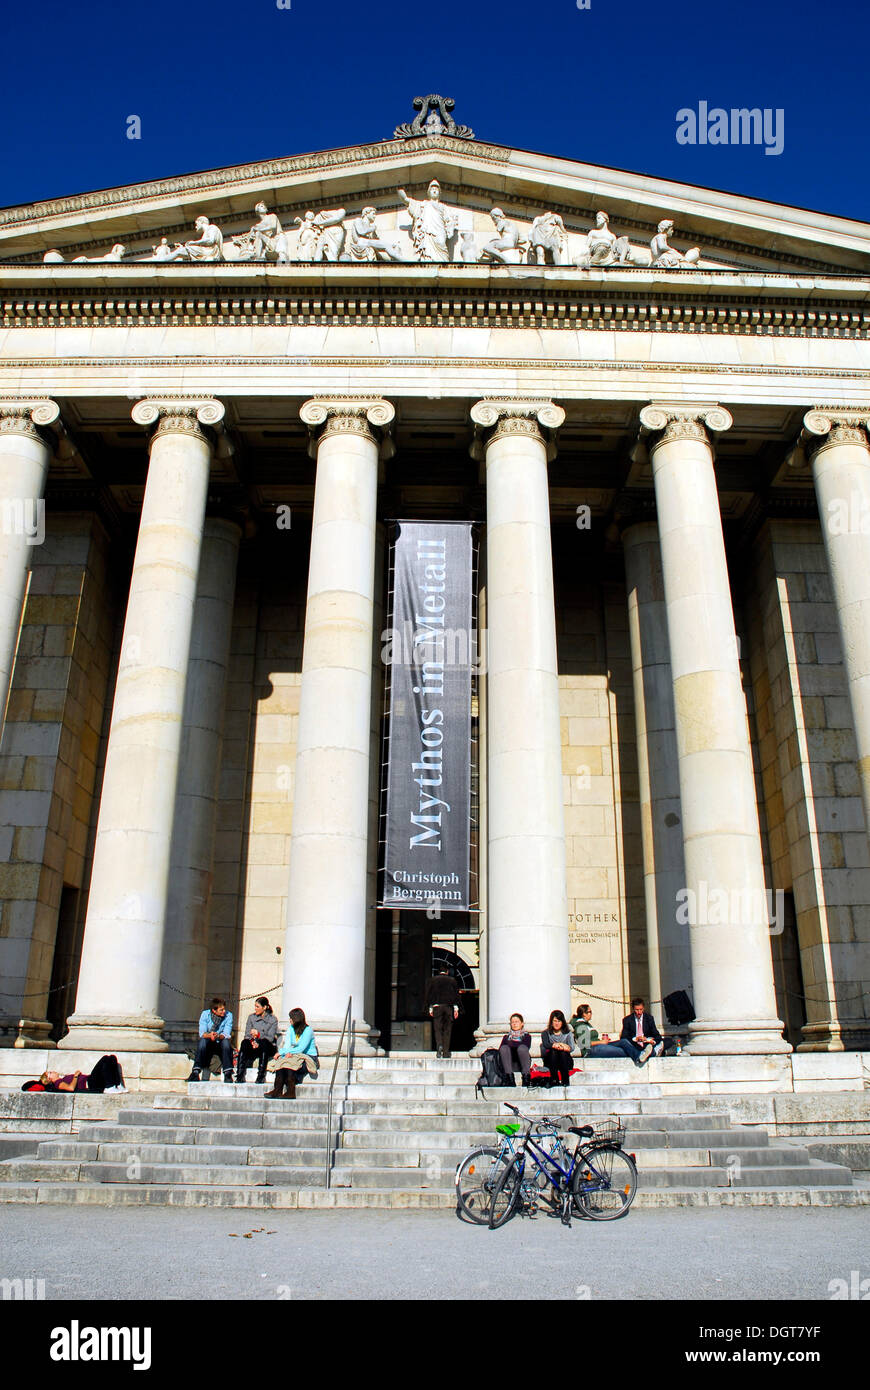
top-left (325, 996), bottom-right (353, 1189)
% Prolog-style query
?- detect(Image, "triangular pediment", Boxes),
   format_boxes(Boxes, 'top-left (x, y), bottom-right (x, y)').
top-left (1, 125), bottom-right (869, 278)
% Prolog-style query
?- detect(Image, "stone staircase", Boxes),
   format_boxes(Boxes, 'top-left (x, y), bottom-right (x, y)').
top-left (0, 1054), bottom-right (866, 1207)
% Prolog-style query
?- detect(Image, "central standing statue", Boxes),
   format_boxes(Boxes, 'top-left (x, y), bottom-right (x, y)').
top-left (397, 180), bottom-right (457, 262)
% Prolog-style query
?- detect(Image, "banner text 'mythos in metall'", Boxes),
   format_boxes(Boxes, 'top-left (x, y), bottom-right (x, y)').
top-left (382, 522), bottom-right (473, 910)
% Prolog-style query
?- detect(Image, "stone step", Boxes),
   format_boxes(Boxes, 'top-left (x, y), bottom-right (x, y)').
top-left (338, 1107), bottom-right (733, 1129)
top-left (75, 1124), bottom-right (328, 1148)
top-left (0, 1180), bottom-right (866, 1209)
top-left (83, 1161), bottom-right (326, 1187)
top-left (114, 1108), bottom-right (335, 1130)
top-left (337, 1124), bottom-right (761, 1149)
top-left (0, 1133), bottom-right (42, 1160)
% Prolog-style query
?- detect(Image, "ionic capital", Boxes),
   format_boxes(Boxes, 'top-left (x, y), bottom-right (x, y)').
top-left (469, 399), bottom-right (565, 461)
top-left (300, 398), bottom-right (396, 458)
top-left (803, 408), bottom-right (870, 459)
top-left (0, 399), bottom-right (61, 443)
top-left (639, 403), bottom-right (733, 453)
top-left (131, 398), bottom-right (226, 445)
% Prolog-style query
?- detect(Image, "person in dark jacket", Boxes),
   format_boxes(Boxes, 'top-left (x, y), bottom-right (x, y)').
top-left (236, 996), bottom-right (279, 1083)
top-left (499, 1013), bottom-right (532, 1085)
top-left (620, 997), bottom-right (662, 1062)
top-left (425, 967), bottom-right (460, 1058)
top-left (541, 1009), bottom-right (576, 1087)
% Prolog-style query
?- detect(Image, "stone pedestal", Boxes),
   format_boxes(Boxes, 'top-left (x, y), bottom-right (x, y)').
top-left (623, 521), bottom-right (690, 1022)
top-left (64, 401), bottom-right (223, 1052)
top-left (282, 400), bottom-right (394, 1055)
top-left (160, 516), bottom-right (242, 1050)
top-left (640, 404), bottom-right (789, 1055)
top-left (471, 400), bottom-right (569, 1036)
top-left (0, 401), bottom-right (58, 728)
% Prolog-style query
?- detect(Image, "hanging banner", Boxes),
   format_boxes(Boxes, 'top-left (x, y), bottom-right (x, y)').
top-left (382, 521), bottom-right (473, 912)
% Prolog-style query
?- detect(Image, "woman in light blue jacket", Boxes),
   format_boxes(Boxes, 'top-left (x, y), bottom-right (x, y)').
top-left (265, 1007), bottom-right (319, 1100)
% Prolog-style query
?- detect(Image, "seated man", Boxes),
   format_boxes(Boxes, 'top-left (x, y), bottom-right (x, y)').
top-left (621, 997), bottom-right (663, 1059)
top-left (573, 1003), bottom-right (654, 1067)
top-left (188, 997), bottom-right (234, 1083)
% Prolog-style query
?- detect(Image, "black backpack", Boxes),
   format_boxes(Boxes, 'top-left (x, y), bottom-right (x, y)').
top-left (475, 1048), bottom-right (515, 1095)
top-left (663, 990), bottom-right (696, 1026)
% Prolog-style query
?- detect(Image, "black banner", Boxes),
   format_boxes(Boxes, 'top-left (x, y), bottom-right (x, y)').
top-left (382, 522), bottom-right (474, 911)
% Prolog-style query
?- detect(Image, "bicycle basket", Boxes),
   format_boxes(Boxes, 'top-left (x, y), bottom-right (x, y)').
top-left (591, 1116), bottom-right (626, 1146)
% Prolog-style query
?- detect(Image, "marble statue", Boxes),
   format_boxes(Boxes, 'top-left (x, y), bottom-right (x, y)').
top-left (529, 212), bottom-right (570, 266)
top-left (185, 216), bottom-right (224, 262)
top-left (576, 211), bottom-right (631, 268)
top-left (345, 207), bottom-right (403, 262)
top-left (480, 208), bottom-right (526, 264)
top-left (72, 244), bottom-right (126, 263)
top-left (43, 250), bottom-right (65, 263)
top-left (294, 209), bottom-right (346, 262)
top-left (650, 219), bottom-right (700, 269)
top-left (398, 181), bottom-right (457, 262)
top-left (150, 237), bottom-right (188, 262)
top-left (459, 230), bottom-right (478, 263)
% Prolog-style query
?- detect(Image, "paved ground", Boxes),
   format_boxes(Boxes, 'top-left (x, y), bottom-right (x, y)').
top-left (1, 1205), bottom-right (869, 1301)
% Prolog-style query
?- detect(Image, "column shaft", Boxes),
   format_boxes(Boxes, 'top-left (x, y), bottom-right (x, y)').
top-left (623, 521), bottom-right (690, 1021)
top-left (473, 401), bottom-right (569, 1030)
top-left (0, 403), bottom-right (58, 729)
top-left (64, 401), bottom-right (222, 1051)
top-left (283, 401), bottom-right (393, 1053)
top-left (805, 412), bottom-right (870, 838)
top-left (641, 404), bottom-right (789, 1054)
top-left (160, 516), bottom-right (242, 1049)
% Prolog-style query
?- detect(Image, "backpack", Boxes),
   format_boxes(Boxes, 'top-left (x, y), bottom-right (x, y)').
top-left (663, 990), bottom-right (696, 1026)
top-left (475, 1048), bottom-right (515, 1094)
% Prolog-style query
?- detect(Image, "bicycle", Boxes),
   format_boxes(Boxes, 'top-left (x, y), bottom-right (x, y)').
top-left (455, 1113), bottom-right (576, 1224)
top-left (488, 1103), bottom-right (638, 1229)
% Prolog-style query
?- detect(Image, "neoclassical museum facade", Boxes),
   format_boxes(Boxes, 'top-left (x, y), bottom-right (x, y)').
top-left (0, 96), bottom-right (869, 1059)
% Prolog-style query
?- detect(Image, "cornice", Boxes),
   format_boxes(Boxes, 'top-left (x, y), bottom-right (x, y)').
top-left (0, 138), bottom-right (512, 233)
top-left (1, 284), bottom-right (868, 337)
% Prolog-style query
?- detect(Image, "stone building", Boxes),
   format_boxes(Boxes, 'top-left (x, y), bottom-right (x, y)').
top-left (0, 96), bottom-right (869, 1066)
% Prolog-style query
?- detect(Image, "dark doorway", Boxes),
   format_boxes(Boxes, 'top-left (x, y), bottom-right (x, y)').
top-left (770, 892), bottom-right (806, 1050)
top-left (373, 909), bottom-right (479, 1052)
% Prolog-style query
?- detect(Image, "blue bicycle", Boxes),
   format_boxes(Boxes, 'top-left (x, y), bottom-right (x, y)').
top-left (455, 1113), bottom-right (575, 1224)
top-left (488, 1103), bottom-right (638, 1228)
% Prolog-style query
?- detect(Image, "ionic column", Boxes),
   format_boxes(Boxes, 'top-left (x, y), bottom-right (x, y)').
top-left (622, 521), bottom-right (690, 1021)
top-left (471, 399), bottom-right (569, 1032)
top-left (803, 409), bottom-right (870, 838)
top-left (639, 404), bottom-right (789, 1054)
top-left (283, 399), bottom-right (394, 1054)
top-left (64, 400), bottom-right (224, 1052)
top-left (0, 401), bottom-right (59, 728)
top-left (160, 514), bottom-right (243, 1049)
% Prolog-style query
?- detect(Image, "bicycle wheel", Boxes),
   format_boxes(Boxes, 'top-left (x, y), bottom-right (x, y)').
top-left (572, 1146), bottom-right (637, 1220)
top-left (455, 1148), bottom-right (512, 1225)
top-left (489, 1155), bottom-right (524, 1229)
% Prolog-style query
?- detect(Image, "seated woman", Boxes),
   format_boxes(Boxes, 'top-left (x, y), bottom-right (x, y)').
top-left (27, 1054), bottom-right (125, 1094)
top-left (236, 996), bottom-right (278, 1083)
top-left (265, 1007), bottom-right (318, 1100)
top-left (499, 1013), bottom-right (532, 1086)
top-left (541, 1010), bottom-right (576, 1087)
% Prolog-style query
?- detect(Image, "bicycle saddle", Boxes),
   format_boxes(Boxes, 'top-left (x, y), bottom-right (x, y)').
top-left (495, 1122), bottom-right (522, 1136)
top-left (568, 1125), bottom-right (595, 1138)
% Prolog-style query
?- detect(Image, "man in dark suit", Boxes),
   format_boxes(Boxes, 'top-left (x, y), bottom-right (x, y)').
top-left (620, 997), bottom-right (663, 1064)
top-left (425, 967), bottom-right (460, 1058)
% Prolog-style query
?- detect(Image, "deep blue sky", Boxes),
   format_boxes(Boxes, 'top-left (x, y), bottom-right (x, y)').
top-left (2, 0), bottom-right (867, 222)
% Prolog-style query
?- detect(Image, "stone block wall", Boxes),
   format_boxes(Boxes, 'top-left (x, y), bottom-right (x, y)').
top-left (0, 513), bottom-right (117, 1044)
top-left (556, 563), bottom-right (646, 1038)
top-left (745, 519), bottom-right (870, 1049)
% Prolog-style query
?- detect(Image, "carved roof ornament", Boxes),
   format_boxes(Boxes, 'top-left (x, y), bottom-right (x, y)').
top-left (394, 95), bottom-right (474, 141)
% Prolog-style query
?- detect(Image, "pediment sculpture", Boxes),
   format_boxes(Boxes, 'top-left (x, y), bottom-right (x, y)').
top-left (39, 197), bottom-right (709, 271)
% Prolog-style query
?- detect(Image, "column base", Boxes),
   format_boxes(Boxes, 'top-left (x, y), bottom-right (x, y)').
top-left (301, 1018), bottom-right (380, 1058)
top-left (684, 1018), bottom-right (792, 1055)
top-left (0, 1016), bottom-right (57, 1049)
top-left (797, 1018), bottom-right (870, 1051)
top-left (62, 1014), bottom-right (169, 1053)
